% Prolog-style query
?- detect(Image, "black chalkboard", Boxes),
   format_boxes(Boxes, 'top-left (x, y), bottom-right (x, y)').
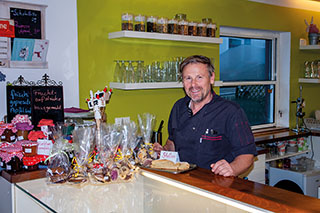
top-left (10, 7), bottom-right (42, 39)
top-left (6, 86), bottom-right (33, 122)
top-left (6, 86), bottom-right (64, 125)
top-left (32, 86), bottom-right (64, 126)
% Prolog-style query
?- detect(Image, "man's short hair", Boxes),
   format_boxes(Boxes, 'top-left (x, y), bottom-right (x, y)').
top-left (179, 55), bottom-right (215, 78)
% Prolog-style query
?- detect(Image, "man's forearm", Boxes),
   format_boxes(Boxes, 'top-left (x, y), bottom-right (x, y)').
top-left (230, 154), bottom-right (254, 176)
top-left (164, 139), bottom-right (175, 151)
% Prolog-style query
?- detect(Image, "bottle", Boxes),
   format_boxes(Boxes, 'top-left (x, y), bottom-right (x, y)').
top-left (113, 60), bottom-right (121, 82)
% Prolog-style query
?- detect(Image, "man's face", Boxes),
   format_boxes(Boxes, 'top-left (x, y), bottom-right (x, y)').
top-left (182, 63), bottom-right (215, 103)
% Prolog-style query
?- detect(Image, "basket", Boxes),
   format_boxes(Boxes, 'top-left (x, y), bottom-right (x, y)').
top-left (304, 118), bottom-right (320, 131)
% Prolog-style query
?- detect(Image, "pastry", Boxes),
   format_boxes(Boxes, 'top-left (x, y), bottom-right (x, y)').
top-left (150, 159), bottom-right (190, 171)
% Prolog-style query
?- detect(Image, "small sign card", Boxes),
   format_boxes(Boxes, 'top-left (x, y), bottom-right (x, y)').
top-left (160, 151), bottom-right (180, 164)
top-left (37, 139), bottom-right (53, 155)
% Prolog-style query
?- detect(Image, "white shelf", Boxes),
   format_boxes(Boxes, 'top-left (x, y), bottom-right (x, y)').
top-left (298, 78), bottom-right (320, 83)
top-left (266, 150), bottom-right (309, 162)
top-left (110, 81), bottom-right (223, 90)
top-left (299, 44), bottom-right (320, 50)
top-left (108, 31), bottom-right (223, 44)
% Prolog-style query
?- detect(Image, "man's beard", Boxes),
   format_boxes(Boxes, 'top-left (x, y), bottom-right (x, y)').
top-left (188, 86), bottom-right (210, 103)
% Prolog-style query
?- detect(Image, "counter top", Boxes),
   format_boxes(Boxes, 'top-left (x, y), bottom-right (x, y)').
top-left (14, 168), bottom-right (320, 213)
top-left (142, 167), bottom-right (320, 212)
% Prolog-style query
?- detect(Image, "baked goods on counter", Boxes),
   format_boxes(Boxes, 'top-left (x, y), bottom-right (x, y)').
top-left (151, 159), bottom-right (190, 171)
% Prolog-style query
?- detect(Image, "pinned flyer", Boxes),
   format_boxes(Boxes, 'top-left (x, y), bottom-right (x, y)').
top-left (160, 151), bottom-right (180, 164)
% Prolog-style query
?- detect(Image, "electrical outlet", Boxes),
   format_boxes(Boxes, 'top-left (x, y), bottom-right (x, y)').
top-left (115, 117), bottom-right (130, 125)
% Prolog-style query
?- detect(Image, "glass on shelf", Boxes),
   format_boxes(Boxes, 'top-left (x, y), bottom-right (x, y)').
top-left (121, 13), bottom-right (133, 31)
top-left (120, 60), bottom-right (126, 83)
top-left (304, 61), bottom-right (311, 78)
top-left (126, 61), bottom-right (134, 83)
top-left (113, 60), bottom-right (121, 82)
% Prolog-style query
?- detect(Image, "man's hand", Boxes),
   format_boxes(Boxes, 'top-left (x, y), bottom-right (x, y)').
top-left (211, 154), bottom-right (254, 177)
top-left (211, 160), bottom-right (235, 177)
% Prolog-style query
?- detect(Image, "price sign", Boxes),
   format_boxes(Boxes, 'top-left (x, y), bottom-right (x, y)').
top-left (37, 139), bottom-right (53, 156)
top-left (160, 151), bottom-right (180, 164)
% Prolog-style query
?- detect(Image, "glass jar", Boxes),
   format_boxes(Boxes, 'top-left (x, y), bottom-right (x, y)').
top-left (157, 17), bottom-right (168, 33)
top-left (168, 18), bottom-right (178, 34)
top-left (21, 141), bottom-right (38, 157)
top-left (197, 21), bottom-right (207, 37)
top-left (178, 19), bottom-right (188, 35)
top-left (2, 146), bottom-right (23, 172)
top-left (121, 13), bottom-right (133, 31)
top-left (188, 21), bottom-right (197, 36)
top-left (147, 16), bottom-right (157, 32)
top-left (16, 129), bottom-right (29, 141)
top-left (1, 129), bottom-right (16, 143)
top-left (134, 14), bottom-right (145, 32)
top-left (203, 18), bottom-right (217, 37)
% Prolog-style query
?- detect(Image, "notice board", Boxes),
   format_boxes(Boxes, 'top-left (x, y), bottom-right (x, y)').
top-left (6, 85), bottom-right (64, 125)
top-left (10, 7), bottom-right (42, 39)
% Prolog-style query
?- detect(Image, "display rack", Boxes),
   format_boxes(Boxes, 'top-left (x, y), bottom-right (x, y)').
top-left (266, 150), bottom-right (309, 162)
top-left (108, 31), bottom-right (223, 44)
top-left (109, 81), bottom-right (223, 90)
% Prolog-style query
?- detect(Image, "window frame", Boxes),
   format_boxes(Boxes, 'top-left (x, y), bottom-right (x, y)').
top-left (219, 26), bottom-right (290, 130)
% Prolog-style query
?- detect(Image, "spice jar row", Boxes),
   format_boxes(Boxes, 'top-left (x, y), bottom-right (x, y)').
top-left (121, 13), bottom-right (218, 37)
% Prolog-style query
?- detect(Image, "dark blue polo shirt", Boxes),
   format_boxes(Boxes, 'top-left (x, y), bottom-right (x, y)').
top-left (168, 91), bottom-right (257, 170)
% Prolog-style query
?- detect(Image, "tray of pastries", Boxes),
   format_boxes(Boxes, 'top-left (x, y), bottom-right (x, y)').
top-left (144, 159), bottom-right (197, 174)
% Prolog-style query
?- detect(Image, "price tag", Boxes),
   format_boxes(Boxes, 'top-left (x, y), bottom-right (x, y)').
top-left (160, 151), bottom-right (180, 164)
top-left (37, 139), bottom-right (53, 155)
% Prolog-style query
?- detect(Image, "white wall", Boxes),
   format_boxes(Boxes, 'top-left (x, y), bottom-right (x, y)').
top-left (0, 0), bottom-right (79, 121)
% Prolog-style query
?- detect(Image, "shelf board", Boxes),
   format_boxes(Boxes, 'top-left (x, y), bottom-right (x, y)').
top-left (299, 44), bottom-right (320, 50)
top-left (110, 81), bottom-right (223, 90)
top-left (298, 78), bottom-right (320, 83)
top-left (108, 31), bottom-right (223, 44)
top-left (266, 150), bottom-right (309, 162)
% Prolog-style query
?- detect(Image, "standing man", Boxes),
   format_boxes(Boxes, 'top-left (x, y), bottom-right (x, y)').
top-left (154, 55), bottom-right (257, 177)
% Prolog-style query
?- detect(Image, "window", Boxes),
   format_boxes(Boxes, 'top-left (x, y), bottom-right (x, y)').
top-left (219, 27), bottom-right (290, 129)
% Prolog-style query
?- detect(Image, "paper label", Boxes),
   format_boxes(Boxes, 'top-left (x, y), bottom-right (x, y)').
top-left (37, 139), bottom-right (53, 155)
top-left (160, 151), bottom-right (180, 164)
top-left (18, 136), bottom-right (24, 140)
top-left (25, 148), bottom-right (32, 153)
top-left (7, 165), bottom-right (11, 170)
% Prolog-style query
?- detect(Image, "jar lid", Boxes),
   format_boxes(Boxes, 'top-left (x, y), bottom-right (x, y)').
top-left (202, 18), bottom-right (212, 24)
top-left (21, 140), bottom-right (38, 147)
top-left (168, 19), bottom-right (178, 24)
top-left (134, 14), bottom-right (145, 22)
top-left (188, 21), bottom-right (197, 26)
top-left (197, 23), bottom-right (207, 27)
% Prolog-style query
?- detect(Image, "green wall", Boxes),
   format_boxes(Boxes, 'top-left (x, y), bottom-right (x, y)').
top-left (77, 0), bottom-right (320, 140)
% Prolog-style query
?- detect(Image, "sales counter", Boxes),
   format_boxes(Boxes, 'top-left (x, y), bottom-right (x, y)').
top-left (6, 167), bottom-right (320, 212)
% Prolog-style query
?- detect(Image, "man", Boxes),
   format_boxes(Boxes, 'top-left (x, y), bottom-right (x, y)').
top-left (154, 55), bottom-right (257, 177)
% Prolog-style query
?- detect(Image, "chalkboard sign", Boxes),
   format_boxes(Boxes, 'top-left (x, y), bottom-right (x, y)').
top-left (6, 85), bottom-right (64, 125)
top-left (10, 7), bottom-right (42, 39)
top-left (6, 86), bottom-right (33, 122)
top-left (32, 86), bottom-right (64, 126)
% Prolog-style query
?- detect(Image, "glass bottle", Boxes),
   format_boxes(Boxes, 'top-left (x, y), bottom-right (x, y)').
top-left (304, 61), bottom-right (311, 78)
top-left (120, 60), bottom-right (126, 83)
top-left (157, 17), bottom-right (168, 33)
top-left (127, 60), bottom-right (134, 83)
top-left (188, 21), bottom-right (197, 36)
top-left (113, 60), bottom-right (121, 82)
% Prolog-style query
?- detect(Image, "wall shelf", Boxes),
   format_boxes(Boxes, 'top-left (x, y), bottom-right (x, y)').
top-left (266, 150), bottom-right (309, 162)
top-left (299, 44), bottom-right (320, 50)
top-left (298, 78), bottom-right (320, 83)
top-left (108, 31), bottom-right (223, 44)
top-left (110, 81), bottom-right (223, 90)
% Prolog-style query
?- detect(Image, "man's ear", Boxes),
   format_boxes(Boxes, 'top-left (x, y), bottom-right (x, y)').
top-left (210, 72), bottom-right (215, 85)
